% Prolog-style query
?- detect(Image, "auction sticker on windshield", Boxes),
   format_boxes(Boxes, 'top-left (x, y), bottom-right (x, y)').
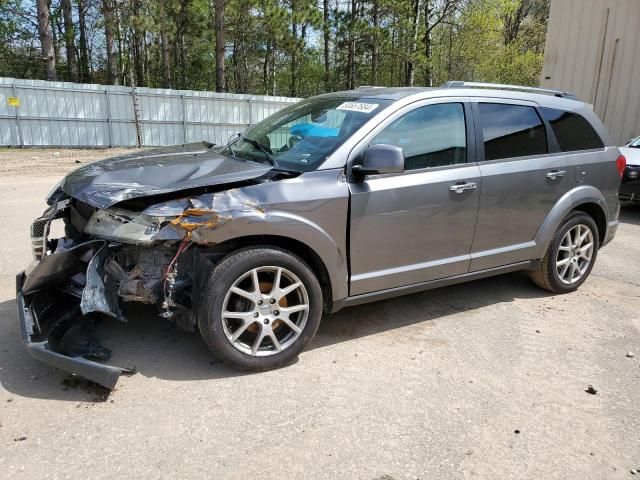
top-left (336, 102), bottom-right (379, 113)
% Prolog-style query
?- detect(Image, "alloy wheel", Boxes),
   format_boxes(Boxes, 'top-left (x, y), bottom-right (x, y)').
top-left (555, 224), bottom-right (594, 285)
top-left (221, 266), bottom-right (309, 356)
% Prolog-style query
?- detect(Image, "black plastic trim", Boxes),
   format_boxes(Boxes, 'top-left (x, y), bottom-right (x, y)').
top-left (16, 272), bottom-right (130, 389)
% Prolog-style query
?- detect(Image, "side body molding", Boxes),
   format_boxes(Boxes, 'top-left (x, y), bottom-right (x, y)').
top-left (532, 185), bottom-right (611, 259)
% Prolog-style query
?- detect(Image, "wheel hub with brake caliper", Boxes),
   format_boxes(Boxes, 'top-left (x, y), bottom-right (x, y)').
top-left (245, 281), bottom-right (289, 334)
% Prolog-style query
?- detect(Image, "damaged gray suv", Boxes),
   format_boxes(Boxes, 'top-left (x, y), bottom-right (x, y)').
top-left (17, 82), bottom-right (624, 388)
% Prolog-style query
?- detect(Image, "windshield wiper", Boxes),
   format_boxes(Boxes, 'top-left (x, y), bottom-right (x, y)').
top-left (242, 137), bottom-right (277, 167)
top-left (271, 166), bottom-right (302, 175)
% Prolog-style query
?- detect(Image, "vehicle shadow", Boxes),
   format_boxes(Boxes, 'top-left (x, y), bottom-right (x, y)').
top-left (619, 201), bottom-right (640, 225)
top-left (0, 271), bottom-right (550, 401)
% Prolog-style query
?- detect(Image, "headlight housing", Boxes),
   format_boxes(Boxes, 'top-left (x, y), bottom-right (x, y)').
top-left (84, 207), bottom-right (183, 244)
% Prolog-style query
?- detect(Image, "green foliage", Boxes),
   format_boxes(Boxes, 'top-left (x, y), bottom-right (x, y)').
top-left (0, 0), bottom-right (549, 94)
top-left (0, 0), bottom-right (43, 79)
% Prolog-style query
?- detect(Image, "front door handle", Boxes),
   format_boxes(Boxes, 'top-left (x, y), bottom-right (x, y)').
top-left (449, 182), bottom-right (478, 194)
top-left (546, 169), bottom-right (566, 180)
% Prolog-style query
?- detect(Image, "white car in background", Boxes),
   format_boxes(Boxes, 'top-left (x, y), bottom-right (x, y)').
top-left (620, 136), bottom-right (640, 201)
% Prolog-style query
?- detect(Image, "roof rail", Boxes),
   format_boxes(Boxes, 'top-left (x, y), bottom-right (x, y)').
top-left (357, 85), bottom-right (386, 90)
top-left (442, 81), bottom-right (577, 99)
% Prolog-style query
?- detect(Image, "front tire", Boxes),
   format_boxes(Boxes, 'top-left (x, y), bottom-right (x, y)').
top-left (530, 211), bottom-right (599, 293)
top-left (198, 247), bottom-right (323, 371)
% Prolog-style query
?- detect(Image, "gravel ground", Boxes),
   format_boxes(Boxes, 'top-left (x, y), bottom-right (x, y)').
top-left (0, 147), bottom-right (143, 176)
top-left (0, 150), bottom-right (639, 479)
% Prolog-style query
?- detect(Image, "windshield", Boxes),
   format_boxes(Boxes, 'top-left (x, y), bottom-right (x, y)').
top-left (629, 136), bottom-right (640, 148)
top-left (220, 96), bottom-right (392, 171)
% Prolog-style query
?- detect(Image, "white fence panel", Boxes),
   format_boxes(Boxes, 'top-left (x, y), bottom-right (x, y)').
top-left (0, 77), bottom-right (301, 148)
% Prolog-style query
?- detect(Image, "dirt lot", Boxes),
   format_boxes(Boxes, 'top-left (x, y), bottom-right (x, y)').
top-left (0, 149), bottom-right (639, 479)
top-left (0, 147), bottom-right (143, 175)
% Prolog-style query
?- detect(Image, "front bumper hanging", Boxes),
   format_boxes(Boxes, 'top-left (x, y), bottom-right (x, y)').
top-left (16, 252), bottom-right (134, 390)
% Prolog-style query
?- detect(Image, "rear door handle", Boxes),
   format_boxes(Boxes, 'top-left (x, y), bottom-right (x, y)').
top-left (449, 182), bottom-right (478, 194)
top-left (546, 169), bottom-right (566, 180)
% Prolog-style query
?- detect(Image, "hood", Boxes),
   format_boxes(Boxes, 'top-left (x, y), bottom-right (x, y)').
top-left (60, 142), bottom-right (272, 209)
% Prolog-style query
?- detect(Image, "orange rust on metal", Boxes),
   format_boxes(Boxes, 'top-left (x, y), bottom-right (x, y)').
top-left (169, 198), bottom-right (264, 234)
top-left (170, 208), bottom-right (220, 231)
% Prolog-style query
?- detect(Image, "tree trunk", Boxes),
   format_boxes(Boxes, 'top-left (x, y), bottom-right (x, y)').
top-left (36, 0), bottom-right (57, 80)
top-left (446, 23), bottom-right (453, 80)
top-left (290, 1), bottom-right (298, 97)
top-left (347, 0), bottom-right (356, 89)
top-left (174, 0), bottom-right (189, 89)
top-left (270, 40), bottom-right (277, 95)
top-left (232, 39), bottom-right (239, 93)
top-left (503, 0), bottom-right (531, 45)
top-left (77, 0), bottom-right (91, 82)
top-left (423, 0), bottom-right (432, 86)
top-left (239, 4), bottom-right (249, 93)
top-left (371, 0), bottom-right (379, 85)
top-left (159, 6), bottom-right (171, 88)
top-left (51, 7), bottom-right (59, 68)
top-left (263, 39), bottom-right (271, 95)
top-left (390, 12), bottom-right (396, 85)
top-left (215, 0), bottom-right (226, 92)
top-left (61, 0), bottom-right (77, 81)
top-left (132, 0), bottom-right (145, 87)
top-left (406, 0), bottom-right (421, 87)
top-left (103, 0), bottom-right (119, 84)
top-left (323, 0), bottom-right (330, 91)
top-left (115, 3), bottom-right (125, 84)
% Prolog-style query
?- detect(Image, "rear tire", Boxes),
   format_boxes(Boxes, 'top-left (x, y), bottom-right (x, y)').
top-left (530, 211), bottom-right (599, 293)
top-left (198, 247), bottom-right (323, 371)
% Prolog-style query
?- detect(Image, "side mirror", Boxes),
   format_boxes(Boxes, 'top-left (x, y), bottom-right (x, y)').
top-left (352, 144), bottom-right (405, 176)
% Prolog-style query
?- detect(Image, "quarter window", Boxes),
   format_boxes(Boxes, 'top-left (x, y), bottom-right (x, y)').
top-left (371, 103), bottom-right (467, 170)
top-left (540, 107), bottom-right (604, 152)
top-left (479, 103), bottom-right (547, 161)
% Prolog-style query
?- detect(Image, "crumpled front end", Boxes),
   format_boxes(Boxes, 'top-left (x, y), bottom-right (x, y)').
top-left (16, 186), bottom-right (268, 389)
top-left (16, 237), bottom-right (134, 389)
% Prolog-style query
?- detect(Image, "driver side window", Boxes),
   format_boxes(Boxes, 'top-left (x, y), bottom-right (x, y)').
top-left (371, 103), bottom-right (467, 170)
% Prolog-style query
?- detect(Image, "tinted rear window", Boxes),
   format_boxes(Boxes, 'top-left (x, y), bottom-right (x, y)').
top-left (540, 107), bottom-right (604, 152)
top-left (479, 103), bottom-right (547, 161)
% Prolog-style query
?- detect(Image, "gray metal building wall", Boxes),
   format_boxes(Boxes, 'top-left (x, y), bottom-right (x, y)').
top-left (541, 0), bottom-right (640, 145)
top-left (0, 77), bottom-right (300, 148)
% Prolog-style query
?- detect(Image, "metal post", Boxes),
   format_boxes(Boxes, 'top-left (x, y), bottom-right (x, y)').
top-left (131, 86), bottom-right (142, 147)
top-left (12, 82), bottom-right (24, 147)
top-left (105, 88), bottom-right (113, 147)
top-left (181, 94), bottom-right (187, 144)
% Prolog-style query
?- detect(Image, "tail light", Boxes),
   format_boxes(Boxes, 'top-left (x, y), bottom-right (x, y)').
top-left (616, 155), bottom-right (626, 177)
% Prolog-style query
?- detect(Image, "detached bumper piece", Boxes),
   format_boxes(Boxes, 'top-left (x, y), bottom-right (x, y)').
top-left (16, 241), bottom-right (134, 389)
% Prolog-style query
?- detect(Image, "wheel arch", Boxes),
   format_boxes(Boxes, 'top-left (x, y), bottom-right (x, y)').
top-left (533, 185), bottom-right (609, 258)
top-left (572, 202), bottom-right (607, 245)
top-left (199, 235), bottom-right (336, 312)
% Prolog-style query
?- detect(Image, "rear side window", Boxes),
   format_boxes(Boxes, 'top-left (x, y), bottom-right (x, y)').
top-left (540, 107), bottom-right (604, 151)
top-left (479, 103), bottom-right (547, 161)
